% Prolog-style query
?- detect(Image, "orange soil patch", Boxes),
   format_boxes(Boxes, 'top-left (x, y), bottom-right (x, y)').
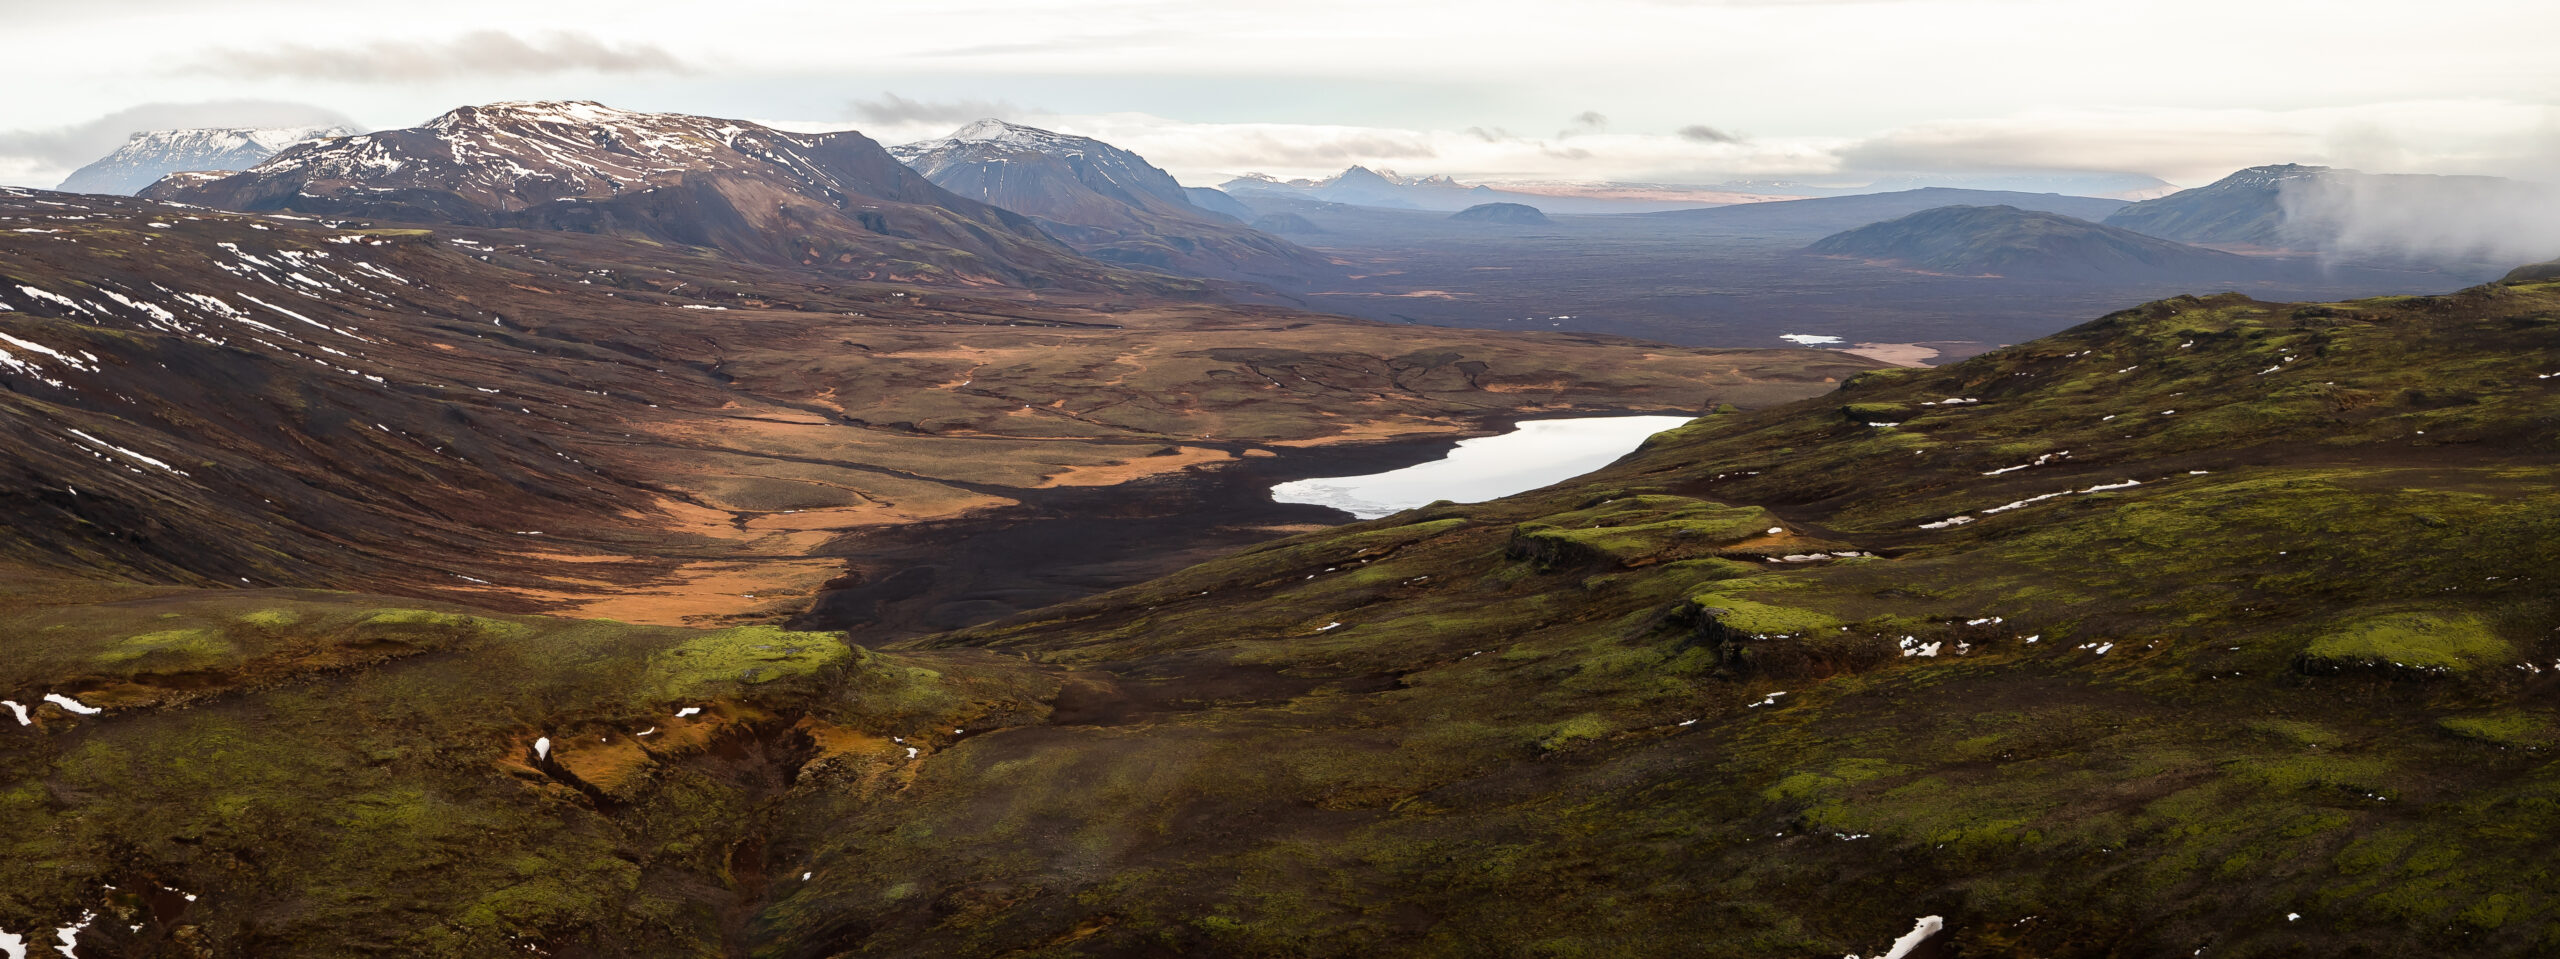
top-left (1034, 446), bottom-right (1235, 488)
top-left (1307, 289), bottom-right (1468, 299)
top-left (528, 558), bottom-right (847, 628)
top-left (1840, 343), bottom-right (1941, 367)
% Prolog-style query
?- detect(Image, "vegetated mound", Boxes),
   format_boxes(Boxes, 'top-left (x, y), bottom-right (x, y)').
top-left (1449, 201), bottom-right (1549, 224)
top-left (58, 125), bottom-right (359, 196)
top-left (1808, 204), bottom-right (2263, 280)
top-left (2501, 257), bottom-right (2560, 284)
top-left (889, 119), bottom-right (1333, 284)
top-left (139, 100), bottom-right (1170, 293)
top-left (1251, 211), bottom-right (1325, 234)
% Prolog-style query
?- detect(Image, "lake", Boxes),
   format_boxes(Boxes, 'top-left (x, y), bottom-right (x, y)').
top-left (1271, 414), bottom-right (1695, 519)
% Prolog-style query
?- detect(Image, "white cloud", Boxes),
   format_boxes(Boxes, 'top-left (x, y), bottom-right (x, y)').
top-left (3, 1), bottom-right (2556, 192)
top-left (1835, 101), bottom-right (2560, 185)
top-left (794, 100), bottom-right (2560, 191)
top-left (187, 30), bottom-right (691, 82)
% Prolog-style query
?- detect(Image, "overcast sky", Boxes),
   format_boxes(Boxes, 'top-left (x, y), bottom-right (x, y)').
top-left (4, 0), bottom-right (2556, 190)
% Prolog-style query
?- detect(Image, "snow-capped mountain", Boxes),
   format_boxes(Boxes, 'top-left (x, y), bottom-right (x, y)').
top-left (141, 101), bottom-right (1160, 291)
top-left (57, 126), bottom-right (358, 196)
top-left (890, 119), bottom-right (1333, 284)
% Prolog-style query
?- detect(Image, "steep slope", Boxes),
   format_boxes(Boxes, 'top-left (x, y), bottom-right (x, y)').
top-left (1449, 201), bottom-right (1549, 225)
top-left (889, 119), bottom-right (1335, 284)
top-left (140, 101), bottom-right (1167, 292)
top-left (56, 125), bottom-right (359, 195)
top-left (1641, 187), bottom-right (2131, 241)
top-left (1808, 204), bottom-right (2265, 280)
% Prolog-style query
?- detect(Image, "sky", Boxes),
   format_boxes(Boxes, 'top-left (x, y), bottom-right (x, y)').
top-left (4, 0), bottom-right (2557, 191)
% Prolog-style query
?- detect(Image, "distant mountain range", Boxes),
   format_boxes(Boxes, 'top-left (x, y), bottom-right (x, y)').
top-left (1808, 204), bottom-right (2262, 281)
top-left (889, 119), bottom-right (1333, 284)
top-left (1641, 188), bottom-right (2132, 241)
top-left (140, 101), bottom-right (1182, 293)
top-left (1221, 166), bottom-right (1720, 214)
top-left (1840, 172), bottom-right (2181, 200)
top-left (57, 126), bottom-right (359, 196)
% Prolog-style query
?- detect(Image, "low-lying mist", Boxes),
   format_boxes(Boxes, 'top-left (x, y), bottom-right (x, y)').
top-left (2279, 171), bottom-right (2560, 270)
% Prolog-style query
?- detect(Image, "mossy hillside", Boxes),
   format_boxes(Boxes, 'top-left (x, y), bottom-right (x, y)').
top-left (1508, 494), bottom-right (1779, 567)
top-left (0, 583), bottom-right (1052, 957)
top-left (2436, 711), bottom-right (2558, 748)
top-left (840, 283), bottom-right (2560, 957)
top-left (0, 590), bottom-right (546, 713)
top-left (2301, 612), bottom-right (2514, 677)
top-left (646, 624), bottom-right (856, 697)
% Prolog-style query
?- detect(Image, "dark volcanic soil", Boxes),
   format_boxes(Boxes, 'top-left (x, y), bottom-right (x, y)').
top-left (791, 423), bottom-right (1578, 640)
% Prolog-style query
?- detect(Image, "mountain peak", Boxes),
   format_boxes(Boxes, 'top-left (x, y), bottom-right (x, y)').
top-left (886, 121), bottom-right (1335, 282)
top-left (427, 100), bottom-right (651, 131)
top-left (950, 117), bottom-right (1046, 139)
top-left (2221, 163), bottom-right (2334, 186)
top-left (901, 119), bottom-right (1084, 155)
top-left (58, 124), bottom-right (358, 195)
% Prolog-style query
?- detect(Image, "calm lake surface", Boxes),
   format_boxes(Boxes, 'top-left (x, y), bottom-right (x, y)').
top-left (1271, 414), bottom-right (1694, 519)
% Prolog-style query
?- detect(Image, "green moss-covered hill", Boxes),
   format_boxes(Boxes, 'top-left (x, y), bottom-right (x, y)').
top-left (4, 278), bottom-right (2557, 956)
top-left (906, 282), bottom-right (2560, 956)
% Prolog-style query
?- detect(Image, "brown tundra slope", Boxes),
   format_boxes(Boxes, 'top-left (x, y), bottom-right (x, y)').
top-left (0, 186), bottom-right (1865, 626)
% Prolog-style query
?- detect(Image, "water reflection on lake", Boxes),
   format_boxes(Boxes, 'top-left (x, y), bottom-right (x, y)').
top-left (1272, 415), bottom-right (1694, 519)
